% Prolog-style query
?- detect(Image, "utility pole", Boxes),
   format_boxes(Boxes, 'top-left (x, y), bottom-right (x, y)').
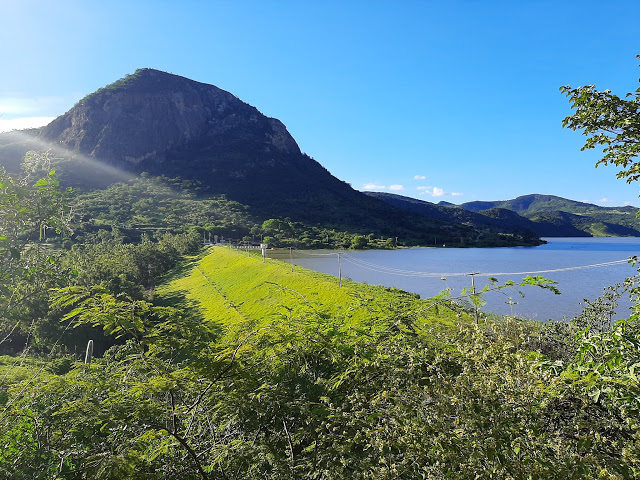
top-left (466, 272), bottom-right (480, 324)
top-left (338, 252), bottom-right (343, 288)
top-left (289, 247), bottom-right (293, 272)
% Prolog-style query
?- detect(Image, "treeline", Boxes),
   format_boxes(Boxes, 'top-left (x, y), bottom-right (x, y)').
top-left (69, 174), bottom-right (535, 249)
top-left (1, 225), bottom-right (202, 356)
top-left (71, 176), bottom-right (400, 249)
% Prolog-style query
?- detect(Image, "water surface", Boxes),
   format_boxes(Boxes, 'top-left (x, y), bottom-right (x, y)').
top-left (270, 238), bottom-right (640, 321)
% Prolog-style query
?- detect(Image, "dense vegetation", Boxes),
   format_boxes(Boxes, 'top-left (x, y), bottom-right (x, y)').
top-left (68, 175), bottom-right (407, 250)
top-left (1, 158), bottom-right (640, 478)
top-left (462, 194), bottom-right (640, 237)
top-left (3, 235), bottom-right (640, 478)
top-left (60, 171), bottom-right (542, 249)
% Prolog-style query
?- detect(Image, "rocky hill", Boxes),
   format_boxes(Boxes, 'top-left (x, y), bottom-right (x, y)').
top-left (33, 69), bottom-right (331, 203)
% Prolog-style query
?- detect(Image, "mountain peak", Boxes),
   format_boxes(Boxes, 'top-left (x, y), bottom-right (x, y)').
top-left (39, 68), bottom-right (302, 183)
top-left (79, 68), bottom-right (225, 102)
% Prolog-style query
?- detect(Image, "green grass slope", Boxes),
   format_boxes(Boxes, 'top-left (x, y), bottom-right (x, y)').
top-left (156, 246), bottom-right (462, 339)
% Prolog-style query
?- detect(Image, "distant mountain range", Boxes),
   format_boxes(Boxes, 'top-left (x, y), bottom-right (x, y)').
top-left (367, 192), bottom-right (640, 237)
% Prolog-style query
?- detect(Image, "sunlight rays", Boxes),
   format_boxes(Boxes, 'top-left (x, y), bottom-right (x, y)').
top-left (2, 129), bottom-right (220, 205)
top-left (4, 129), bottom-right (135, 185)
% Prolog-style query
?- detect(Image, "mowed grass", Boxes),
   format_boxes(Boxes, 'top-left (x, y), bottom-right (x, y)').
top-left (156, 246), bottom-right (464, 339)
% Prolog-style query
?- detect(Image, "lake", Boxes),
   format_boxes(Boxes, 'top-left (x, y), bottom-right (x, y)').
top-left (268, 238), bottom-right (640, 321)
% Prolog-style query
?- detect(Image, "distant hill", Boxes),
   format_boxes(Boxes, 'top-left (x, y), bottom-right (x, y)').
top-left (461, 194), bottom-right (640, 237)
top-left (460, 194), bottom-right (637, 215)
top-left (0, 69), bottom-right (540, 247)
top-left (366, 192), bottom-right (560, 237)
top-left (369, 192), bottom-right (640, 237)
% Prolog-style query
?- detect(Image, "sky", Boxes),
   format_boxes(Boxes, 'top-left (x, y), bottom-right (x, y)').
top-left (1, 0), bottom-right (639, 206)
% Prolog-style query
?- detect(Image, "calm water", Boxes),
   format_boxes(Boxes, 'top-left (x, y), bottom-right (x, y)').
top-left (269, 238), bottom-right (640, 321)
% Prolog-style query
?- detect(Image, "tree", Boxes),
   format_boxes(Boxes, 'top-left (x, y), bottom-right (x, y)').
top-left (0, 153), bottom-right (72, 352)
top-left (350, 235), bottom-right (369, 249)
top-left (261, 219), bottom-right (292, 239)
top-left (561, 56), bottom-right (640, 183)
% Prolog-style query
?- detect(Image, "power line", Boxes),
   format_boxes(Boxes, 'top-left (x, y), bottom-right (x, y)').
top-left (289, 251), bottom-right (632, 278)
top-left (474, 259), bottom-right (631, 277)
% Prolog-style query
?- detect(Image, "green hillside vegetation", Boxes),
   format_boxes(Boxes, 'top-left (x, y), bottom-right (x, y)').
top-left (0, 144), bottom-right (540, 248)
top-left (68, 175), bottom-right (412, 248)
top-left (68, 175), bottom-right (543, 248)
top-left (462, 194), bottom-right (603, 214)
top-left (156, 246), bottom-right (458, 341)
top-left (56, 171), bottom-right (543, 248)
top-left (369, 192), bottom-right (640, 238)
top-left (71, 175), bottom-right (257, 240)
top-left (364, 192), bottom-right (543, 244)
top-left (1, 165), bottom-right (640, 477)
top-left (464, 194), bottom-right (640, 237)
top-left (4, 238), bottom-right (640, 478)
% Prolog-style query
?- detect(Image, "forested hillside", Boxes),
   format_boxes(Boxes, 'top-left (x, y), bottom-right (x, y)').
top-left (461, 194), bottom-right (640, 236)
top-left (369, 192), bottom-right (640, 237)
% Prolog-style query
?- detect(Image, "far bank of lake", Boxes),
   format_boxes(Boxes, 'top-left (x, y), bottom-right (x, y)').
top-left (269, 238), bottom-right (640, 321)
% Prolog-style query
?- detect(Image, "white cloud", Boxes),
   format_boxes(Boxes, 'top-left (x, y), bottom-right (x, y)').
top-left (363, 183), bottom-right (405, 191)
top-left (363, 183), bottom-right (386, 190)
top-left (0, 116), bottom-right (55, 133)
top-left (413, 175), bottom-right (426, 180)
top-left (416, 186), bottom-right (462, 198)
top-left (625, 201), bottom-right (634, 206)
top-left (599, 197), bottom-right (612, 203)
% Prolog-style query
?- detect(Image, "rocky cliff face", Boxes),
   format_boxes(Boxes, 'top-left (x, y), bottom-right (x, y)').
top-left (41, 68), bottom-right (301, 173)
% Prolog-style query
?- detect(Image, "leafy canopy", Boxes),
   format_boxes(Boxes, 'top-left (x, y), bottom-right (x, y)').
top-left (561, 55), bottom-right (640, 183)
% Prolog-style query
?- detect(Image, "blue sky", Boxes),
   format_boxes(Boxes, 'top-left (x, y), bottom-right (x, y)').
top-left (1, 0), bottom-right (639, 206)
